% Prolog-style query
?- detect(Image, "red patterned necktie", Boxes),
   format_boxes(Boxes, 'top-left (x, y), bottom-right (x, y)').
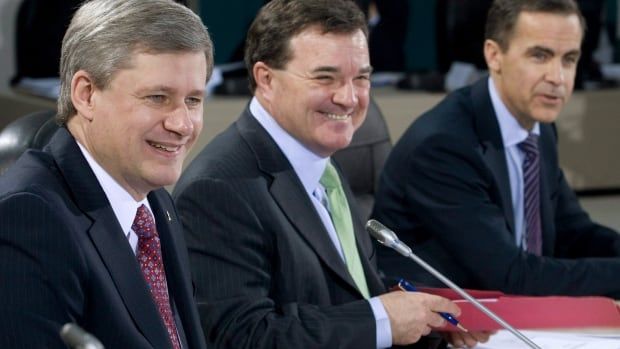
top-left (132, 204), bottom-right (181, 349)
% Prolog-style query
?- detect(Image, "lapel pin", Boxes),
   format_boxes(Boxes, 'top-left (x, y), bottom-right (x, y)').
top-left (166, 210), bottom-right (172, 222)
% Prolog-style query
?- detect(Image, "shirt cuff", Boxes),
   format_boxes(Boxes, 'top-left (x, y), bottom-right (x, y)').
top-left (369, 296), bottom-right (392, 348)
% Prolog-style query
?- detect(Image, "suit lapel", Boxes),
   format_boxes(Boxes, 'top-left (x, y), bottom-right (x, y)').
top-left (48, 128), bottom-right (171, 348)
top-left (343, 175), bottom-right (386, 296)
top-left (149, 191), bottom-right (183, 305)
top-left (236, 110), bottom-right (363, 296)
top-left (149, 191), bottom-right (204, 349)
top-left (470, 79), bottom-right (516, 235)
top-left (538, 125), bottom-right (556, 256)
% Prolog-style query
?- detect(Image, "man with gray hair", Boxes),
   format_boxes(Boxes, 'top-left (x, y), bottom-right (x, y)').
top-left (0, 0), bottom-right (212, 348)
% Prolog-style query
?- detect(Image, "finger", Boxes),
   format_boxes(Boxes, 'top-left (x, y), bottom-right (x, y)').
top-left (462, 333), bottom-right (479, 348)
top-left (428, 312), bottom-right (447, 328)
top-left (421, 325), bottom-right (432, 336)
top-left (448, 331), bottom-right (465, 348)
top-left (432, 297), bottom-right (462, 317)
top-left (471, 330), bottom-right (494, 343)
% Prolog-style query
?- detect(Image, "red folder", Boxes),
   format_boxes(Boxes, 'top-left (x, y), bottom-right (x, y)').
top-left (417, 287), bottom-right (620, 331)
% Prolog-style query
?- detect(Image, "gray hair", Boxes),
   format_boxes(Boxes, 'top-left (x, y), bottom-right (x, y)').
top-left (57, 0), bottom-right (213, 124)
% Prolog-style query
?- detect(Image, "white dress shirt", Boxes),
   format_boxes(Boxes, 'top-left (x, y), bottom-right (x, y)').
top-left (77, 142), bottom-right (150, 254)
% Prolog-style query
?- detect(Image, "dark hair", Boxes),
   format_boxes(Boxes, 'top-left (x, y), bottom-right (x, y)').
top-left (485, 0), bottom-right (585, 51)
top-left (58, 0), bottom-right (213, 124)
top-left (244, 0), bottom-right (367, 91)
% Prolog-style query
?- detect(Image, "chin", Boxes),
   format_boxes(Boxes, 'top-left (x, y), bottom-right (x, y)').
top-left (533, 113), bottom-right (560, 124)
top-left (148, 171), bottom-right (181, 189)
top-left (328, 142), bottom-right (352, 154)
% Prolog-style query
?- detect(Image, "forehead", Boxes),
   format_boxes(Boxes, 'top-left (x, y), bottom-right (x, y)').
top-left (109, 51), bottom-right (207, 87)
top-left (286, 27), bottom-right (369, 69)
top-left (508, 11), bottom-right (582, 52)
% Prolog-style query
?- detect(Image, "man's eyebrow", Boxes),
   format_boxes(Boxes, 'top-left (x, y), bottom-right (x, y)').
top-left (311, 66), bottom-right (339, 74)
top-left (359, 65), bottom-right (373, 74)
top-left (526, 45), bottom-right (581, 59)
top-left (137, 85), bottom-right (175, 94)
top-left (526, 45), bottom-right (555, 56)
top-left (563, 49), bottom-right (581, 57)
top-left (137, 85), bottom-right (205, 96)
top-left (310, 65), bottom-right (373, 74)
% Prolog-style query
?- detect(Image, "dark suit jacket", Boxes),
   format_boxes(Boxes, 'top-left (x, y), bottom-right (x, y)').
top-left (372, 78), bottom-right (620, 297)
top-left (0, 128), bottom-right (206, 349)
top-left (173, 109), bottom-right (443, 348)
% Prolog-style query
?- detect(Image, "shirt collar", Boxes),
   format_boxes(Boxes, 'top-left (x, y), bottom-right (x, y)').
top-left (76, 141), bottom-right (151, 234)
top-left (250, 97), bottom-right (328, 195)
top-left (488, 77), bottom-right (540, 148)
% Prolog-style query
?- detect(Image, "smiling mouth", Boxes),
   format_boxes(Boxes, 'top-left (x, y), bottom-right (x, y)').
top-left (324, 113), bottom-right (351, 121)
top-left (540, 94), bottom-right (564, 104)
top-left (147, 141), bottom-right (181, 153)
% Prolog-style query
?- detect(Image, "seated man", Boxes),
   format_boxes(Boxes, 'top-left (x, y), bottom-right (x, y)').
top-left (373, 0), bottom-right (620, 297)
top-left (174, 0), bottom-right (489, 348)
top-left (0, 0), bottom-right (213, 347)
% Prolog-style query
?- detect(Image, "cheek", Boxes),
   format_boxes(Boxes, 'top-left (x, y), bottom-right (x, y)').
top-left (91, 116), bottom-right (117, 145)
top-left (564, 69), bottom-right (576, 88)
top-left (354, 115), bottom-right (366, 131)
top-left (191, 112), bottom-right (204, 135)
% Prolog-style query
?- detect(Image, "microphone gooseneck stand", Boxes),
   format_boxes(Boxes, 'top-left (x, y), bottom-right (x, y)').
top-left (366, 219), bottom-right (542, 349)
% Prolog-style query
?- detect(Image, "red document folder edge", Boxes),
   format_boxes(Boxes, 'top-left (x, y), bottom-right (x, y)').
top-left (417, 287), bottom-right (620, 331)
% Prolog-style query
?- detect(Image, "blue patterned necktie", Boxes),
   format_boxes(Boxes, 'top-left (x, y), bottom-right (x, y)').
top-left (518, 134), bottom-right (542, 255)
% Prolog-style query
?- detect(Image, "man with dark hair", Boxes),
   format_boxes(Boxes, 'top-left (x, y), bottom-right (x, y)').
top-left (373, 0), bottom-right (620, 297)
top-left (174, 0), bottom-right (490, 348)
top-left (0, 0), bottom-right (212, 347)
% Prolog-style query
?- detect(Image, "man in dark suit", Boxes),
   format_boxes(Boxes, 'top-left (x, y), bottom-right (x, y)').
top-left (373, 0), bottom-right (620, 298)
top-left (174, 1), bottom-right (491, 348)
top-left (0, 0), bottom-right (212, 347)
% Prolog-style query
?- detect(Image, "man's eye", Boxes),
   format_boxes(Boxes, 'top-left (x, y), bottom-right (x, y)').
top-left (356, 75), bottom-right (371, 84)
top-left (532, 52), bottom-right (548, 62)
top-left (147, 95), bottom-right (167, 103)
top-left (185, 97), bottom-right (203, 107)
top-left (564, 56), bottom-right (579, 65)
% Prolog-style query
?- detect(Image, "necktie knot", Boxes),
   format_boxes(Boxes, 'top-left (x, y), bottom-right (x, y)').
top-left (518, 133), bottom-right (539, 157)
top-left (132, 204), bottom-right (157, 239)
top-left (320, 162), bottom-right (341, 191)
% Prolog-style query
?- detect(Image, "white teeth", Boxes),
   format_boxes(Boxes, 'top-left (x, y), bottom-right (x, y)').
top-left (148, 141), bottom-right (177, 152)
top-left (325, 113), bottom-right (350, 120)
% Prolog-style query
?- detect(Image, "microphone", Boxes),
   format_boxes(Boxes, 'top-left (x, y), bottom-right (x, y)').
top-left (60, 323), bottom-right (105, 349)
top-left (366, 219), bottom-right (542, 349)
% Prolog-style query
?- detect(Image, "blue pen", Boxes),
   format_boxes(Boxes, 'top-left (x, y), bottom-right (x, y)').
top-left (397, 279), bottom-right (468, 332)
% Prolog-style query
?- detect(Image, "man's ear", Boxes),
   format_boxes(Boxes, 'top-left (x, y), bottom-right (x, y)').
top-left (484, 39), bottom-right (503, 75)
top-left (253, 61), bottom-right (275, 100)
top-left (70, 70), bottom-right (97, 121)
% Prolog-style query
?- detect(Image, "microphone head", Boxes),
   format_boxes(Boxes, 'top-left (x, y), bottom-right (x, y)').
top-left (366, 219), bottom-right (412, 257)
top-left (60, 323), bottom-right (105, 349)
top-left (365, 219), bottom-right (398, 245)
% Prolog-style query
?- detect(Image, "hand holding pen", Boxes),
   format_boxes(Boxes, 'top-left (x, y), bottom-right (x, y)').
top-left (378, 285), bottom-right (463, 345)
top-left (396, 279), bottom-right (468, 332)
